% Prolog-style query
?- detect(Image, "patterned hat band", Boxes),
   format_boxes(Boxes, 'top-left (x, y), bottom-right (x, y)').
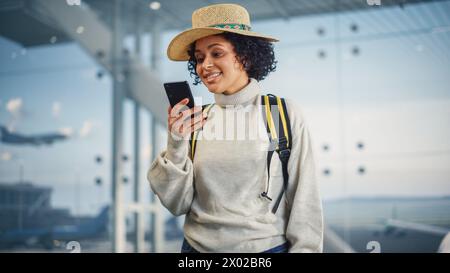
top-left (209, 23), bottom-right (252, 31)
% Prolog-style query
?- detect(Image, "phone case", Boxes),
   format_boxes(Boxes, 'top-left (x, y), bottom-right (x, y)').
top-left (164, 81), bottom-right (195, 109)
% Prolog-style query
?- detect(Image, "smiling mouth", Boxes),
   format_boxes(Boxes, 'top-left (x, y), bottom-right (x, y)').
top-left (204, 72), bottom-right (222, 83)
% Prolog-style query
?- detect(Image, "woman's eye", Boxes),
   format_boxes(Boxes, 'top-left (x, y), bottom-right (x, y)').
top-left (212, 52), bottom-right (223, 57)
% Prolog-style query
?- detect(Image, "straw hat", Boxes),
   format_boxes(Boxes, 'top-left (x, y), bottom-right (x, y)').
top-left (167, 3), bottom-right (279, 61)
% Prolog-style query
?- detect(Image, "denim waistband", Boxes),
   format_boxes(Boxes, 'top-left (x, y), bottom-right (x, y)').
top-left (181, 238), bottom-right (289, 253)
top-left (261, 241), bottom-right (289, 253)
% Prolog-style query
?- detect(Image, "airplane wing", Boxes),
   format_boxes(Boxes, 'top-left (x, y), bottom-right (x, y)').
top-left (0, 125), bottom-right (68, 146)
top-left (385, 219), bottom-right (450, 236)
top-left (34, 134), bottom-right (68, 145)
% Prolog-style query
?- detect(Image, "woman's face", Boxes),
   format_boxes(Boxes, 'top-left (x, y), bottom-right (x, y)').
top-left (194, 35), bottom-right (249, 95)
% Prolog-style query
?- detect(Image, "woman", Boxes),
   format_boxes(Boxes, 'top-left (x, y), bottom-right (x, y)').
top-left (148, 3), bottom-right (323, 253)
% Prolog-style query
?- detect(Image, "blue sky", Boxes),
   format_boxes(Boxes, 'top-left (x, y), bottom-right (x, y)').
top-left (1, 1), bottom-right (450, 216)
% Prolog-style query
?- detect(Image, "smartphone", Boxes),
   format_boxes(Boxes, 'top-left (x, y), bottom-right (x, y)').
top-left (164, 81), bottom-right (195, 109)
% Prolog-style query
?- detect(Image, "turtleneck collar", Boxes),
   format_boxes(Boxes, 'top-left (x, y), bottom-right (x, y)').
top-left (214, 78), bottom-right (261, 106)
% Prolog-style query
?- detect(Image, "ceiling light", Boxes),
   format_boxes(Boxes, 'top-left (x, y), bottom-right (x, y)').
top-left (149, 1), bottom-right (161, 10)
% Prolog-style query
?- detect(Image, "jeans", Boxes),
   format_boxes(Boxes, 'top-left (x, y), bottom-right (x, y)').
top-left (181, 238), bottom-right (289, 253)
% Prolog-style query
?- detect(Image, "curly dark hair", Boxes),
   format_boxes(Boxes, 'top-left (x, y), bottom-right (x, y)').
top-left (187, 32), bottom-right (277, 85)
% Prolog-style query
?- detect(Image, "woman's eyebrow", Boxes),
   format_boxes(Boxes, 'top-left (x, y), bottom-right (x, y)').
top-left (195, 43), bottom-right (224, 53)
top-left (207, 43), bottom-right (223, 49)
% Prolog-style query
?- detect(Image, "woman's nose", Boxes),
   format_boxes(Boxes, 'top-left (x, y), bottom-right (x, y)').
top-left (202, 57), bottom-right (213, 70)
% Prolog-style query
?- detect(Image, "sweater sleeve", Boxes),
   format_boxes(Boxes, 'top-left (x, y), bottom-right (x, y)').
top-left (284, 100), bottom-right (324, 253)
top-left (147, 132), bottom-right (195, 216)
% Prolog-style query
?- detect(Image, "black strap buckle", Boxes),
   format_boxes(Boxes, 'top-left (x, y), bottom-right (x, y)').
top-left (277, 137), bottom-right (290, 161)
top-left (260, 192), bottom-right (273, 201)
top-left (278, 136), bottom-right (288, 148)
top-left (278, 149), bottom-right (291, 160)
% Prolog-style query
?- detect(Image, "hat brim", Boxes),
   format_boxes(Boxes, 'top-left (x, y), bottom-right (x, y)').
top-left (167, 27), bottom-right (279, 61)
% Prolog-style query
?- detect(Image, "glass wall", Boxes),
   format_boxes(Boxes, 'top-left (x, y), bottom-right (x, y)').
top-left (0, 39), bottom-right (113, 251)
top-left (253, 1), bottom-right (450, 253)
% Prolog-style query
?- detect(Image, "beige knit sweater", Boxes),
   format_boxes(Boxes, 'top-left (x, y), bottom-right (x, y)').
top-left (148, 79), bottom-right (323, 253)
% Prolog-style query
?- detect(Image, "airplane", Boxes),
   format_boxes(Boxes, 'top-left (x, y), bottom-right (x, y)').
top-left (383, 218), bottom-right (450, 237)
top-left (0, 206), bottom-right (109, 250)
top-left (382, 218), bottom-right (450, 252)
top-left (0, 125), bottom-right (68, 146)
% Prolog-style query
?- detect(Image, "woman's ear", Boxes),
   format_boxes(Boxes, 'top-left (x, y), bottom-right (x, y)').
top-left (243, 60), bottom-right (250, 70)
top-left (234, 55), bottom-right (248, 71)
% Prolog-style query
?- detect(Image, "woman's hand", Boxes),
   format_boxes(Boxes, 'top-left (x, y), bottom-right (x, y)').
top-left (168, 98), bottom-right (207, 140)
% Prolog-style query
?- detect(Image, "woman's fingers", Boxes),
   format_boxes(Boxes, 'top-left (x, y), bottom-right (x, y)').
top-left (169, 99), bottom-right (189, 120)
top-left (169, 101), bottom-right (203, 126)
top-left (171, 109), bottom-right (207, 137)
top-left (180, 115), bottom-right (207, 136)
top-left (170, 116), bottom-right (184, 134)
top-left (179, 106), bottom-right (203, 122)
top-left (189, 116), bottom-right (208, 133)
top-left (169, 106), bottom-right (199, 126)
top-left (170, 106), bottom-right (202, 128)
top-left (168, 99), bottom-right (189, 132)
top-left (182, 111), bottom-right (206, 131)
top-left (172, 99), bottom-right (190, 115)
top-left (167, 98), bottom-right (209, 139)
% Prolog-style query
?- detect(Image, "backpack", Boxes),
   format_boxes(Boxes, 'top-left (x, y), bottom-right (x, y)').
top-left (189, 94), bottom-right (292, 214)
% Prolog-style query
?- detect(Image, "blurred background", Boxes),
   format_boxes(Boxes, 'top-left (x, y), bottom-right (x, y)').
top-left (0, 0), bottom-right (449, 253)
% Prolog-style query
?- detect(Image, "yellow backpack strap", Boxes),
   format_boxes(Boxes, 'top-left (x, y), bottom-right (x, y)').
top-left (264, 95), bottom-right (278, 142)
top-left (190, 103), bottom-right (214, 160)
top-left (276, 96), bottom-right (290, 148)
top-left (261, 94), bottom-right (292, 214)
top-left (263, 95), bottom-right (291, 150)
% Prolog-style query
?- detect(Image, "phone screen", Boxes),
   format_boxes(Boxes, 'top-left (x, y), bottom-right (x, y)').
top-left (164, 81), bottom-right (195, 109)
